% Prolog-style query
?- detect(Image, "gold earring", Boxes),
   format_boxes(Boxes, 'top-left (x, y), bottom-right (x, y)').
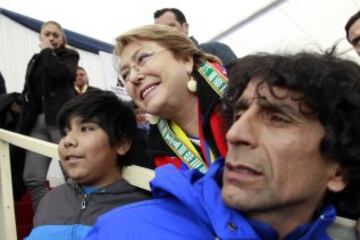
top-left (187, 77), bottom-right (197, 93)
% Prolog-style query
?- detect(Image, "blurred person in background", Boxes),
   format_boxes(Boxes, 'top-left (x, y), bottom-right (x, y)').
top-left (21, 20), bottom-right (79, 211)
top-left (154, 8), bottom-right (237, 66)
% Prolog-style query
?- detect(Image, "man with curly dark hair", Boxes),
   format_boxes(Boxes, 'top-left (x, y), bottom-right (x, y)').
top-left (86, 51), bottom-right (359, 239)
top-left (222, 51), bottom-right (360, 238)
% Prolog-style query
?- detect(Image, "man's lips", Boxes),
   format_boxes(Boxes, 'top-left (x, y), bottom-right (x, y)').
top-left (224, 161), bottom-right (263, 183)
top-left (139, 83), bottom-right (159, 100)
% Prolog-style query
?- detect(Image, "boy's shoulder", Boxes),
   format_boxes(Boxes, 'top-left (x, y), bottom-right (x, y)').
top-left (40, 182), bottom-right (74, 201)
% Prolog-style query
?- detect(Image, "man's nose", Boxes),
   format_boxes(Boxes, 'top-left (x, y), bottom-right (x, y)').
top-left (226, 108), bottom-right (258, 148)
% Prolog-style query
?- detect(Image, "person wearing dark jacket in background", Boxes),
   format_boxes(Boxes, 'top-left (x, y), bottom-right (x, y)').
top-left (74, 66), bottom-right (98, 95)
top-left (154, 8), bottom-right (237, 66)
top-left (21, 20), bottom-right (79, 212)
top-left (0, 93), bottom-right (27, 200)
top-left (0, 71), bottom-right (7, 94)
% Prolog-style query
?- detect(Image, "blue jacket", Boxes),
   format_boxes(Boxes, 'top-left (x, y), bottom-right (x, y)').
top-left (86, 159), bottom-right (336, 240)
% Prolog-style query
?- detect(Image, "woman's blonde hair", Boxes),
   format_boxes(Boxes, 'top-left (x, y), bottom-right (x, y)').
top-left (114, 24), bottom-right (220, 71)
top-left (41, 20), bottom-right (67, 48)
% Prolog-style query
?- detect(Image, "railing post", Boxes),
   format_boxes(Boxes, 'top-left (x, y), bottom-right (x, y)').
top-left (0, 140), bottom-right (17, 240)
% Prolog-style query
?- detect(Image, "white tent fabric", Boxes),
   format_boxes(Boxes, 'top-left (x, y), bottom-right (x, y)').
top-left (2, 0), bottom-right (360, 86)
top-left (204, 0), bottom-right (360, 64)
top-left (0, 12), bottom-right (116, 93)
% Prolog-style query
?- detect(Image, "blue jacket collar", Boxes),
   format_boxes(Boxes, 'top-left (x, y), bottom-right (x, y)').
top-left (150, 158), bottom-right (336, 239)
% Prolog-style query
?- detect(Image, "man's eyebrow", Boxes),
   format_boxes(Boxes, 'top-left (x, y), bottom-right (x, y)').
top-left (234, 98), bottom-right (250, 112)
top-left (257, 97), bottom-right (301, 117)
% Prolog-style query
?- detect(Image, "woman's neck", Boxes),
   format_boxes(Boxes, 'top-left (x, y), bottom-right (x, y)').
top-left (170, 96), bottom-right (199, 137)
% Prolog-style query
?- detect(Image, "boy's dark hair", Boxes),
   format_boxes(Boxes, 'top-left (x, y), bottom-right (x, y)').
top-left (223, 51), bottom-right (360, 219)
top-left (154, 8), bottom-right (187, 24)
top-left (345, 10), bottom-right (360, 41)
top-left (57, 90), bottom-right (136, 168)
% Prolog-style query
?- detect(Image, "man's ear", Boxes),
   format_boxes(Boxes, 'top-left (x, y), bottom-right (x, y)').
top-left (116, 139), bottom-right (132, 156)
top-left (327, 164), bottom-right (347, 193)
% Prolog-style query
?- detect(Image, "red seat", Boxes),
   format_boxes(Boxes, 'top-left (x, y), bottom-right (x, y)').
top-left (15, 191), bottom-right (33, 239)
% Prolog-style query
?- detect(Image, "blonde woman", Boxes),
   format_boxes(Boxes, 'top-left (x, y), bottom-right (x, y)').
top-left (115, 24), bottom-right (228, 172)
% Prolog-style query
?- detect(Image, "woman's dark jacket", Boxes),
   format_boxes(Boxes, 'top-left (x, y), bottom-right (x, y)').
top-left (22, 47), bottom-right (79, 128)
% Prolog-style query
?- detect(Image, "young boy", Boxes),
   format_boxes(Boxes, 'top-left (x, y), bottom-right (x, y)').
top-left (26, 90), bottom-right (150, 240)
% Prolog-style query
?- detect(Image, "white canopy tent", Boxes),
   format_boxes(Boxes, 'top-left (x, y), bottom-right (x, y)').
top-left (214, 0), bottom-right (360, 61)
top-left (1, 0), bottom-right (360, 95)
top-left (0, 8), bottom-right (120, 96)
top-left (2, 0), bottom-right (359, 57)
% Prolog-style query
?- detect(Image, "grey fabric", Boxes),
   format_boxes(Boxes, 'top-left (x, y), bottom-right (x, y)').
top-left (33, 178), bottom-right (151, 226)
top-left (23, 113), bottom-right (62, 211)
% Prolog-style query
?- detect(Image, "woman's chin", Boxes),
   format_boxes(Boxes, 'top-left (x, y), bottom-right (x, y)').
top-left (145, 105), bottom-right (164, 118)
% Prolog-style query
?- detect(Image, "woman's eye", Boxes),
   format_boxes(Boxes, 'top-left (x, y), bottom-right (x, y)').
top-left (137, 53), bottom-right (152, 66)
top-left (120, 71), bottom-right (129, 83)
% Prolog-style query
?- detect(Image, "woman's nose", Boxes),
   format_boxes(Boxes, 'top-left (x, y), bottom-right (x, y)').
top-left (128, 66), bottom-right (144, 84)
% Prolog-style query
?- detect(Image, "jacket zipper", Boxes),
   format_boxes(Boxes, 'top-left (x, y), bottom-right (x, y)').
top-left (81, 194), bottom-right (88, 210)
top-left (71, 193), bottom-right (89, 239)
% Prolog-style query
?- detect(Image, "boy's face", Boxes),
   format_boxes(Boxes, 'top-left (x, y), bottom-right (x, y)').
top-left (58, 116), bottom-right (129, 187)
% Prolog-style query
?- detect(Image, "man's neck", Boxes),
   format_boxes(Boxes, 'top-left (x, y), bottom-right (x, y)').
top-left (248, 204), bottom-right (319, 238)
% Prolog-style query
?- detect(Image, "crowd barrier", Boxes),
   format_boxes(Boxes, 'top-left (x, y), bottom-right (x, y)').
top-left (0, 128), bottom-right (356, 240)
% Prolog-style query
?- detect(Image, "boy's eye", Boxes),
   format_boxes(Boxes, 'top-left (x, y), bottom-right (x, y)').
top-left (81, 125), bottom-right (94, 132)
top-left (60, 127), bottom-right (70, 136)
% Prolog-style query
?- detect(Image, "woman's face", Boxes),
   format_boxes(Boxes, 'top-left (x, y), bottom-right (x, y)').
top-left (40, 23), bottom-right (64, 49)
top-left (120, 40), bottom-right (194, 118)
